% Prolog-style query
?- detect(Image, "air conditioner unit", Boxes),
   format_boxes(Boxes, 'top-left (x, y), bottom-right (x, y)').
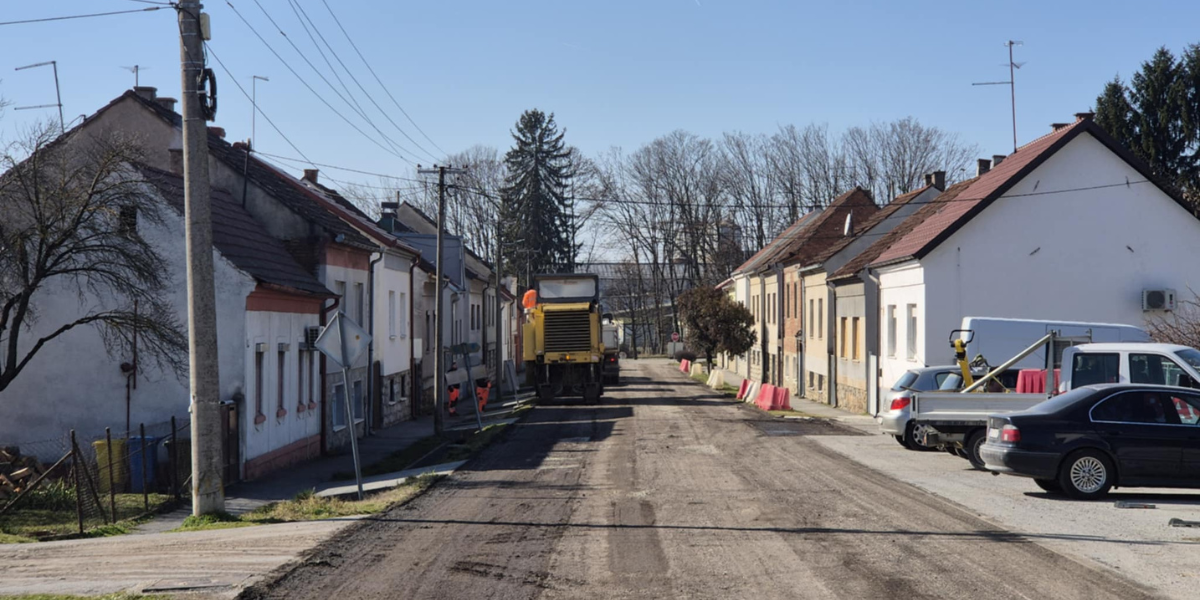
top-left (1143, 289), bottom-right (1177, 311)
top-left (302, 326), bottom-right (322, 348)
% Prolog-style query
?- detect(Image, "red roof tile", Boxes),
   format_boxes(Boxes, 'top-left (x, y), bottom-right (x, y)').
top-left (780, 187), bottom-right (879, 268)
top-left (733, 211), bottom-right (820, 274)
top-left (827, 185), bottom-right (943, 280)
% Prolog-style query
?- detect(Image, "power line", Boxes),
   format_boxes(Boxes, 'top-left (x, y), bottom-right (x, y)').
top-left (320, 0), bottom-right (447, 156)
top-left (0, 6), bottom-right (164, 27)
top-left (288, 0), bottom-right (441, 163)
top-left (246, 0), bottom-right (420, 163)
top-left (203, 41), bottom-right (315, 165)
top-left (223, 0), bottom-right (417, 165)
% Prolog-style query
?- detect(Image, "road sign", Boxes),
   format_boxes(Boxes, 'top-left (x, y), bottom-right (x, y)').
top-left (671, 332), bottom-right (680, 343)
top-left (314, 313), bottom-right (372, 368)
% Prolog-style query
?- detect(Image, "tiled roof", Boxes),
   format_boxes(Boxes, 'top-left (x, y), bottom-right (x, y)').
top-left (733, 211), bottom-right (820, 275)
top-left (139, 165), bottom-right (333, 297)
top-left (123, 91), bottom-right (375, 250)
top-left (830, 179), bottom-right (975, 281)
top-left (780, 187), bottom-right (880, 268)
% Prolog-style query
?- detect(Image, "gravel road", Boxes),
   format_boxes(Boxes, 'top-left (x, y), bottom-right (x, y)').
top-left (251, 359), bottom-right (1159, 599)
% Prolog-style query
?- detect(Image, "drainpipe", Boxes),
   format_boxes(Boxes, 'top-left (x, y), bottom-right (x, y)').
top-left (827, 279), bottom-right (838, 408)
top-left (366, 251), bottom-right (383, 434)
top-left (319, 296), bottom-right (341, 455)
top-left (408, 259), bottom-right (417, 420)
top-left (865, 267), bottom-right (883, 416)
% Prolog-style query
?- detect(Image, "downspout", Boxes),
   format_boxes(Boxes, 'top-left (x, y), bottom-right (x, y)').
top-left (865, 267), bottom-right (883, 416)
top-left (408, 259), bottom-right (417, 420)
top-left (758, 273), bottom-right (767, 384)
top-left (774, 263), bottom-right (784, 387)
top-left (367, 251), bottom-right (383, 434)
top-left (827, 279), bottom-right (838, 408)
top-left (320, 296), bottom-right (341, 455)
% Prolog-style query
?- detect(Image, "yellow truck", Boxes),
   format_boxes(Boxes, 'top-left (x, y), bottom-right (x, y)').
top-left (522, 274), bottom-right (605, 402)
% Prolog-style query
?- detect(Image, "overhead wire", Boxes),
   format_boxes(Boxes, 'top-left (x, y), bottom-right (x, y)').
top-left (223, 0), bottom-right (417, 165)
top-left (320, 0), bottom-right (447, 156)
top-left (289, 0), bottom-right (442, 163)
top-left (0, 6), bottom-right (165, 27)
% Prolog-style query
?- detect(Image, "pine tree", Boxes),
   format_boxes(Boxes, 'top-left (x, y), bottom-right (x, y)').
top-left (1094, 77), bottom-right (1138, 153)
top-left (500, 109), bottom-right (574, 289)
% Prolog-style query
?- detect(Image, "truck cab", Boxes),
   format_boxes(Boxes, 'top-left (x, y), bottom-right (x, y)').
top-left (601, 313), bottom-right (620, 386)
top-left (522, 274), bottom-right (605, 402)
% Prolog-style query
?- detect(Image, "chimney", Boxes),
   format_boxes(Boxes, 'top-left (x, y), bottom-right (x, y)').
top-left (232, 140), bottom-right (248, 151)
top-left (1075, 111), bottom-right (1095, 122)
top-left (1051, 122), bottom-right (1070, 131)
top-left (133, 86), bottom-right (157, 101)
top-left (929, 170), bottom-right (946, 191)
top-left (207, 126), bottom-right (226, 139)
top-left (977, 158), bottom-right (991, 176)
top-left (303, 169), bottom-right (319, 184)
top-left (992, 154), bottom-right (1006, 167)
top-left (156, 97), bottom-right (177, 112)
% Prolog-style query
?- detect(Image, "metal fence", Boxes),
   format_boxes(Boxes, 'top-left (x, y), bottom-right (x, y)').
top-left (0, 417), bottom-right (191, 539)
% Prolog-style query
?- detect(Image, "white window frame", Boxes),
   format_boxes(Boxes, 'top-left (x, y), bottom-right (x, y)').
top-left (906, 304), bottom-right (918, 361)
top-left (886, 305), bottom-right (897, 358)
top-left (388, 291), bottom-right (397, 339)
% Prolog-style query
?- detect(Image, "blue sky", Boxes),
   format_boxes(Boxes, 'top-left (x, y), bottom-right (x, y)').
top-left (2, 0), bottom-right (1198, 189)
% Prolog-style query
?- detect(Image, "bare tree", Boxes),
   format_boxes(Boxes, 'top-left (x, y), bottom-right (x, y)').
top-left (0, 124), bottom-right (188, 392)
top-left (844, 118), bottom-right (978, 202)
top-left (722, 131), bottom-right (781, 254)
top-left (1147, 290), bottom-right (1200, 348)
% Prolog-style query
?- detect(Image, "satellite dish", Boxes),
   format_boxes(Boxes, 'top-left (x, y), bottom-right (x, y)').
top-left (843, 213), bottom-right (854, 237)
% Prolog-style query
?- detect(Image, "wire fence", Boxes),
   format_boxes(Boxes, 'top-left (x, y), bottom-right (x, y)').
top-left (0, 417), bottom-right (191, 540)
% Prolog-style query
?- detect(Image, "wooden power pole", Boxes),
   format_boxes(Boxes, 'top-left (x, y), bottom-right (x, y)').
top-left (418, 165), bottom-right (465, 436)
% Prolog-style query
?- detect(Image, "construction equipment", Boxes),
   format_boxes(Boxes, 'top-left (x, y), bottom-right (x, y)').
top-left (601, 313), bottom-right (620, 386)
top-left (522, 274), bottom-right (605, 402)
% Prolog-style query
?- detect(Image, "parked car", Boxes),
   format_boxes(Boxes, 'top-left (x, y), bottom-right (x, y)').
top-left (981, 384), bottom-right (1200, 499)
top-left (879, 366), bottom-right (1019, 452)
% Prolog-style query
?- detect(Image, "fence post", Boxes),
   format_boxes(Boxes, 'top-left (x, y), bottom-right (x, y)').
top-left (139, 423), bottom-right (148, 512)
top-left (70, 430), bottom-right (84, 535)
top-left (106, 427), bottom-right (116, 522)
top-left (170, 416), bottom-right (180, 503)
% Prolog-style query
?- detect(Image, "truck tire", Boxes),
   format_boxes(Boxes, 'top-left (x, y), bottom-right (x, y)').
top-left (902, 422), bottom-right (938, 452)
top-left (965, 430), bottom-right (987, 470)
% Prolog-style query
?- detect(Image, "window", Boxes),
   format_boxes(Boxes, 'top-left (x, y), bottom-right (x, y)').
top-left (254, 348), bottom-right (265, 420)
top-left (354, 283), bottom-right (365, 324)
top-left (808, 371), bottom-right (814, 388)
top-left (332, 383), bottom-right (346, 429)
top-left (1072, 353), bottom-right (1120, 387)
top-left (852, 317), bottom-right (861, 361)
top-left (400, 373), bottom-right (409, 399)
top-left (307, 351), bottom-right (315, 406)
top-left (905, 304), bottom-right (917, 360)
top-left (400, 293), bottom-right (408, 337)
top-left (887, 305), bottom-right (897, 358)
top-left (1092, 391), bottom-right (1180, 424)
top-left (839, 318), bottom-right (848, 358)
top-left (352, 380), bottom-right (364, 422)
top-left (388, 379), bottom-right (396, 405)
top-left (277, 349), bottom-right (286, 416)
top-left (297, 350), bottom-right (306, 410)
top-left (389, 291), bottom-right (397, 338)
top-left (817, 374), bottom-right (825, 392)
top-left (1130, 353), bottom-right (1189, 387)
top-left (334, 280), bottom-right (346, 314)
top-left (1168, 392), bottom-right (1200, 425)
top-left (809, 300), bottom-right (815, 339)
top-left (817, 298), bottom-right (823, 338)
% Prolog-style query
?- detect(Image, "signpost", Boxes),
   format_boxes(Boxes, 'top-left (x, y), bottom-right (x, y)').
top-left (314, 312), bottom-right (372, 500)
top-left (671, 332), bottom-right (680, 343)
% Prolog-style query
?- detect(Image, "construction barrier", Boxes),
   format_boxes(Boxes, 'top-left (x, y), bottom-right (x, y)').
top-left (736, 379), bottom-right (750, 399)
top-left (680, 359), bottom-right (691, 373)
top-left (706, 369), bottom-right (725, 389)
top-left (744, 382), bottom-right (761, 404)
top-left (690, 363), bottom-right (705, 378)
top-left (773, 387), bottom-right (792, 411)
top-left (755, 384), bottom-right (777, 411)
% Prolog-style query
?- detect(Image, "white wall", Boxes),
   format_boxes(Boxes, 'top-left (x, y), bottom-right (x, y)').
top-left (922, 131), bottom-right (1200, 350)
top-left (320, 263), bottom-right (370, 373)
top-left (0, 191), bottom-right (254, 451)
top-left (372, 251), bottom-right (413, 378)
top-left (877, 262), bottom-right (926, 392)
top-left (242, 309), bottom-right (322, 464)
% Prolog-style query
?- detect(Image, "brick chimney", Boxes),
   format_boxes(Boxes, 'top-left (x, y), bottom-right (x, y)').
top-left (207, 126), bottom-right (226, 139)
top-left (977, 158), bottom-right (991, 176)
top-left (992, 154), bottom-right (1006, 167)
top-left (1075, 111), bottom-right (1095, 122)
top-left (156, 97), bottom-right (177, 112)
top-left (133, 86), bottom-right (157, 101)
top-left (1051, 122), bottom-right (1070, 131)
top-left (303, 169), bottom-right (319, 184)
top-left (929, 170), bottom-right (945, 191)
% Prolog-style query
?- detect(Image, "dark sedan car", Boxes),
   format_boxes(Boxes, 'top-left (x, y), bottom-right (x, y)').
top-left (981, 384), bottom-right (1200, 499)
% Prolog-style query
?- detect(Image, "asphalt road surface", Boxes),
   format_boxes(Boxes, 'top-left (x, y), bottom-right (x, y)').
top-left (250, 360), bottom-right (1158, 600)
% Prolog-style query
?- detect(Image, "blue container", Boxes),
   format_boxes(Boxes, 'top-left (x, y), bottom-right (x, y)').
top-left (128, 436), bottom-right (161, 493)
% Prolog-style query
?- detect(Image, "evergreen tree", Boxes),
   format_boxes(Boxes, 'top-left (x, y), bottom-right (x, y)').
top-left (500, 109), bottom-right (573, 289)
top-left (1094, 77), bottom-right (1138, 152)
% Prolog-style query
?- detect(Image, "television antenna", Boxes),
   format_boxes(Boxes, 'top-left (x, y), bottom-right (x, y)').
top-left (120, 65), bottom-right (150, 87)
top-left (14, 60), bottom-right (64, 133)
top-left (972, 40), bottom-right (1024, 154)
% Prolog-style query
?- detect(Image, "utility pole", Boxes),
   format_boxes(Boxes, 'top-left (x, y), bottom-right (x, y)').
top-left (178, 1), bottom-right (224, 515)
top-left (418, 165), bottom-right (465, 436)
top-left (494, 212), bottom-right (505, 409)
top-left (972, 40), bottom-right (1024, 154)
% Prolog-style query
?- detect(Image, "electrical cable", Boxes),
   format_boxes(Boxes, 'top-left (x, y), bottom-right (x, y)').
top-left (0, 6), bottom-right (164, 27)
top-left (320, 0), bottom-right (447, 156)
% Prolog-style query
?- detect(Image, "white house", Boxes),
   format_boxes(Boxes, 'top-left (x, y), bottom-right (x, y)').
top-left (868, 113), bottom-right (1200, 400)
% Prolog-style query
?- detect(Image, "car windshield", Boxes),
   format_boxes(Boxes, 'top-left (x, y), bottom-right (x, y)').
top-left (1175, 348), bottom-right (1200, 370)
top-left (891, 371), bottom-right (919, 391)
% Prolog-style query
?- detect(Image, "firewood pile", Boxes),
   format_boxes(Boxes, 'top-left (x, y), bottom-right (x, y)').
top-left (0, 447), bottom-right (47, 502)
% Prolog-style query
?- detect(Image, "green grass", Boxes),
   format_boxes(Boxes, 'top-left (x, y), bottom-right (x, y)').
top-left (172, 474), bottom-right (442, 533)
top-left (0, 594), bottom-right (171, 600)
top-left (690, 371), bottom-right (709, 384)
top-left (332, 435), bottom-right (446, 481)
top-left (0, 493), bottom-right (172, 543)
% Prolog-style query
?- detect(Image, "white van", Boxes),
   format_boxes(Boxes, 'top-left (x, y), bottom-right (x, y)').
top-left (1060, 343), bottom-right (1200, 390)
top-left (956, 317), bottom-right (1149, 371)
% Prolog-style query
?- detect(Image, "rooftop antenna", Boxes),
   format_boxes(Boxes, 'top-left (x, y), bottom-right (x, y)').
top-left (251, 75), bottom-right (269, 149)
top-left (120, 65), bottom-right (150, 87)
top-left (14, 60), bottom-right (64, 133)
top-left (972, 40), bottom-right (1024, 153)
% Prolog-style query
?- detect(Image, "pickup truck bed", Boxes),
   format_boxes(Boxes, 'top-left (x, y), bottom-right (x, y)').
top-left (912, 391), bottom-right (1046, 439)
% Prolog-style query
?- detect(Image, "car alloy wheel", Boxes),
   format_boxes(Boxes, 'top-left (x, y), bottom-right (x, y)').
top-left (1069, 457), bottom-right (1107, 494)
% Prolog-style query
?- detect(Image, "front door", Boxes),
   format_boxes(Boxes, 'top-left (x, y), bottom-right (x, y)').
top-left (1090, 390), bottom-right (1186, 482)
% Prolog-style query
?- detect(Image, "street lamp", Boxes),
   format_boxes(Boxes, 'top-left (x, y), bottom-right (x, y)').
top-left (251, 75), bottom-right (269, 148)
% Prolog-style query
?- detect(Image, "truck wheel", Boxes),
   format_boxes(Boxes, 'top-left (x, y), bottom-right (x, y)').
top-left (1057, 449), bottom-right (1114, 500)
top-left (902, 422), bottom-right (938, 452)
top-left (965, 430), bottom-right (987, 470)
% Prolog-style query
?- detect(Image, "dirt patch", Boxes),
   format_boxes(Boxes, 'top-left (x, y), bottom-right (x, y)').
top-left (745, 418), bottom-right (866, 437)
